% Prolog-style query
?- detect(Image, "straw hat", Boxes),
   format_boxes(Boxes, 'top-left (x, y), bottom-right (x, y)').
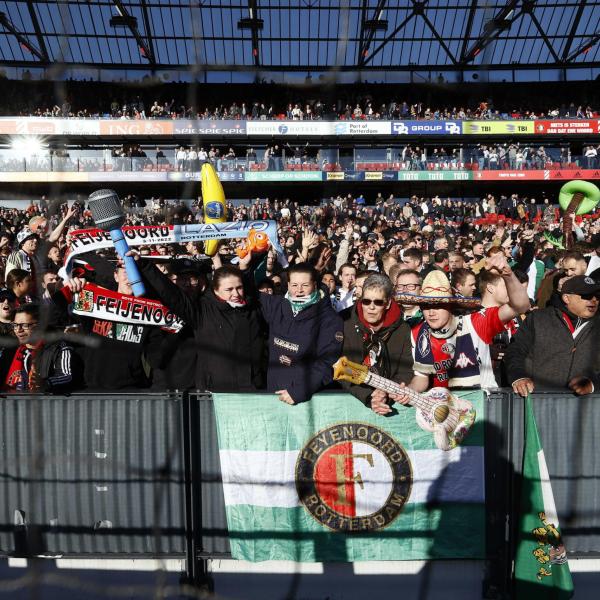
top-left (394, 269), bottom-right (481, 309)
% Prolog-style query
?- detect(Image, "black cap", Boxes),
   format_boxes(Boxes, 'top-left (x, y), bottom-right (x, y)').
top-left (170, 258), bottom-right (210, 276)
top-left (561, 275), bottom-right (600, 296)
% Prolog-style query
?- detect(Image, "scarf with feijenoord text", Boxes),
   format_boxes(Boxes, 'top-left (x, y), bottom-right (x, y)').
top-left (60, 221), bottom-right (287, 280)
top-left (71, 283), bottom-right (185, 333)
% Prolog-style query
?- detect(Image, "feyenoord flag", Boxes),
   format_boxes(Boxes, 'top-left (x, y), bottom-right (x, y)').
top-left (212, 392), bottom-right (485, 562)
top-left (514, 395), bottom-right (574, 598)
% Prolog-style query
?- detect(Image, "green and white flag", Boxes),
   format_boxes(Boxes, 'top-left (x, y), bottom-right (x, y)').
top-left (213, 392), bottom-right (485, 562)
top-left (515, 395), bottom-right (574, 598)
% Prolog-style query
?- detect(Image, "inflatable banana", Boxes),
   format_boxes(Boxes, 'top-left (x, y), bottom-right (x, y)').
top-left (201, 163), bottom-right (227, 256)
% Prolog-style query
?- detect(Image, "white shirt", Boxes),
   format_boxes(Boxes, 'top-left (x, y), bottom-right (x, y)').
top-left (586, 254), bottom-right (600, 276)
top-left (332, 287), bottom-right (355, 313)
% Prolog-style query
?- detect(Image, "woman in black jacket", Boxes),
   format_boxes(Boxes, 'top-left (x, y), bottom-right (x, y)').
top-left (138, 260), bottom-right (266, 393)
top-left (340, 273), bottom-right (413, 415)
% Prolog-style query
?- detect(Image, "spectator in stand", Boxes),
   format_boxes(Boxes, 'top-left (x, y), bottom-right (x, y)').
top-left (452, 268), bottom-right (478, 299)
top-left (448, 252), bottom-right (465, 272)
top-left (394, 269), bottom-right (423, 327)
top-left (238, 258), bottom-right (343, 405)
top-left (40, 271), bottom-right (60, 304)
top-left (395, 253), bottom-right (530, 394)
top-left (340, 274), bottom-right (413, 415)
top-left (0, 232), bottom-right (12, 285)
top-left (332, 263), bottom-right (356, 313)
top-left (2, 304), bottom-right (76, 392)
top-left (6, 269), bottom-right (35, 305)
top-left (401, 247), bottom-right (423, 272)
top-left (5, 228), bottom-right (41, 281)
top-left (135, 258), bottom-right (266, 393)
top-left (507, 276), bottom-right (600, 397)
top-left (55, 263), bottom-right (154, 391)
top-left (0, 288), bottom-right (16, 336)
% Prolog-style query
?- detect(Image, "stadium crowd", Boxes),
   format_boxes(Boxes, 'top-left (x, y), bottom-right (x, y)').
top-left (15, 98), bottom-right (600, 121)
top-left (3, 142), bottom-right (599, 174)
top-left (0, 192), bottom-right (598, 407)
top-left (1, 78), bottom-right (596, 122)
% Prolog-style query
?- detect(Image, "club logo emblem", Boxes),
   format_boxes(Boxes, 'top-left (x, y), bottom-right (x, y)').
top-left (295, 423), bottom-right (412, 532)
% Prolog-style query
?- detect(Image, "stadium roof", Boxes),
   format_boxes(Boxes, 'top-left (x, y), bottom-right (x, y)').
top-left (0, 0), bottom-right (598, 73)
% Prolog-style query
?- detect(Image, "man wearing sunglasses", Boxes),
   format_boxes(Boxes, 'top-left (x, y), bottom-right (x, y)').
top-left (506, 275), bottom-right (600, 397)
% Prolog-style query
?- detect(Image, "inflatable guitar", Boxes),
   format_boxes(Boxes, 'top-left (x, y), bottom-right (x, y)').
top-left (544, 180), bottom-right (600, 250)
top-left (333, 356), bottom-right (476, 451)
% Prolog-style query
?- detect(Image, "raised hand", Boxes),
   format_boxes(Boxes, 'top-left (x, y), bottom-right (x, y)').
top-left (484, 251), bottom-right (512, 276)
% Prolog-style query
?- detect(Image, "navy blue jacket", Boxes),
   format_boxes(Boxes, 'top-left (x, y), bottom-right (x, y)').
top-left (259, 291), bottom-right (343, 403)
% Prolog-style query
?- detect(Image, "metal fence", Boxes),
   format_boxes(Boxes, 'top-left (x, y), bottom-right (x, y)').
top-left (1, 389), bottom-right (599, 592)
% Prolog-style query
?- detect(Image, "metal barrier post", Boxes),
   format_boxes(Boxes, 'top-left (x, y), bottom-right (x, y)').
top-left (483, 390), bottom-right (515, 599)
top-left (181, 391), bottom-right (213, 591)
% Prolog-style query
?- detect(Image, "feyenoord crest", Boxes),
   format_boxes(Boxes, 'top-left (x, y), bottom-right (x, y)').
top-left (74, 289), bottom-right (94, 312)
top-left (295, 423), bottom-right (412, 532)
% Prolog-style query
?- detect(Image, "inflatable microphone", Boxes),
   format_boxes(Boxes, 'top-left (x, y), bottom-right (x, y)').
top-left (201, 162), bottom-right (227, 256)
top-left (87, 189), bottom-right (146, 297)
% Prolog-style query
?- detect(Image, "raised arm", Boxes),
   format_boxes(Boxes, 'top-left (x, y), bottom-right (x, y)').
top-left (137, 258), bottom-right (200, 328)
top-left (48, 204), bottom-right (78, 243)
top-left (485, 252), bottom-right (531, 323)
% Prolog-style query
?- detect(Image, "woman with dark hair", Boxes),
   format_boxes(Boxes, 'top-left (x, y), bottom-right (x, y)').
top-left (340, 273), bottom-right (413, 415)
top-left (6, 268), bottom-right (34, 305)
top-left (136, 260), bottom-right (266, 392)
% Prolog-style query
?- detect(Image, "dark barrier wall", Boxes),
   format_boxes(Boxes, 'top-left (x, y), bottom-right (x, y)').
top-left (0, 393), bottom-right (185, 557)
top-left (510, 392), bottom-right (600, 555)
top-left (1, 391), bottom-right (599, 564)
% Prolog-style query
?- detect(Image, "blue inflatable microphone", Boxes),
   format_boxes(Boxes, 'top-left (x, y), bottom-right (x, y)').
top-left (87, 189), bottom-right (146, 297)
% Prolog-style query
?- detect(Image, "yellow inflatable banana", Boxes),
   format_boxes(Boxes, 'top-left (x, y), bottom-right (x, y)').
top-left (201, 163), bottom-right (227, 256)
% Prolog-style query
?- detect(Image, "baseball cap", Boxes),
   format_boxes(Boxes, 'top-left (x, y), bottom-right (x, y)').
top-left (561, 275), bottom-right (600, 296)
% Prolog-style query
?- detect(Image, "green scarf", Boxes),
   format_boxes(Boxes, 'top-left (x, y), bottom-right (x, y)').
top-left (286, 290), bottom-right (321, 317)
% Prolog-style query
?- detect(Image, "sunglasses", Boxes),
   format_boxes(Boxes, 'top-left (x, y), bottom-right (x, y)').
top-left (360, 298), bottom-right (386, 307)
top-left (579, 293), bottom-right (600, 301)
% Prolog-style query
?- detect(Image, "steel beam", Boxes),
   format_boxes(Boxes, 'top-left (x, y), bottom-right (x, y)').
top-left (462, 0), bottom-right (521, 64)
top-left (357, 0), bottom-right (387, 67)
top-left (0, 10), bottom-right (45, 61)
top-left (566, 29), bottom-right (600, 62)
top-left (110, 0), bottom-right (155, 64)
top-left (26, 0), bottom-right (49, 62)
top-left (0, 58), bottom-right (597, 73)
top-left (562, 0), bottom-right (587, 61)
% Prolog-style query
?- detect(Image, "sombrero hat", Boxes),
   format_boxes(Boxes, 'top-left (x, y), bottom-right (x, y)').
top-left (394, 269), bottom-right (481, 309)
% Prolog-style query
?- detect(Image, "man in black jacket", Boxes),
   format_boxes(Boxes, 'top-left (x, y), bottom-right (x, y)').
top-left (56, 264), bottom-right (152, 391)
top-left (506, 275), bottom-right (600, 396)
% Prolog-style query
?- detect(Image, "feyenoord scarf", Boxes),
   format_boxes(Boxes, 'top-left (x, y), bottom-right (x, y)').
top-left (72, 282), bottom-right (185, 332)
top-left (62, 220), bottom-right (287, 278)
